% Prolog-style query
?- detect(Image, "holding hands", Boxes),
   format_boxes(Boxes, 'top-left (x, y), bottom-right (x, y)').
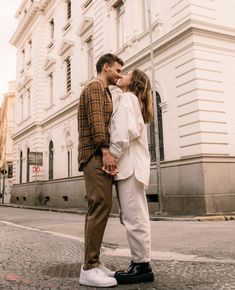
top-left (101, 148), bottom-right (119, 176)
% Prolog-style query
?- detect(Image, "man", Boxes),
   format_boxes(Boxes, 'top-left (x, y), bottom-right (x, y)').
top-left (78, 53), bottom-right (124, 287)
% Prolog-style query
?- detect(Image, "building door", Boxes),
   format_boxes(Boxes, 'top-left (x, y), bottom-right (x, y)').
top-left (27, 148), bottom-right (30, 182)
top-left (49, 141), bottom-right (54, 180)
top-left (20, 151), bottom-right (23, 183)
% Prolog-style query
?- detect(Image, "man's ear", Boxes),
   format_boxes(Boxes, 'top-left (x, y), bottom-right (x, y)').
top-left (103, 63), bottom-right (110, 72)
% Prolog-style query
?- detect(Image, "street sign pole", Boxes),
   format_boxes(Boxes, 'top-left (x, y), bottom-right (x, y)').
top-left (35, 151), bottom-right (38, 206)
top-left (1, 166), bottom-right (6, 204)
top-left (146, 0), bottom-right (163, 212)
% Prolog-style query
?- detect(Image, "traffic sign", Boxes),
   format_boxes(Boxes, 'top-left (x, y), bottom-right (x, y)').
top-left (32, 165), bottom-right (40, 174)
top-left (1, 169), bottom-right (7, 175)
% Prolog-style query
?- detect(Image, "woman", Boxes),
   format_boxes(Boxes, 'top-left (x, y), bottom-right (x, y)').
top-left (108, 69), bottom-right (154, 284)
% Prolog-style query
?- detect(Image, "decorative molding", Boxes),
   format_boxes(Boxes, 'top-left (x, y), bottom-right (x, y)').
top-left (66, 139), bottom-right (74, 150)
top-left (78, 17), bottom-right (93, 36)
top-left (17, 73), bottom-right (33, 92)
top-left (44, 103), bottom-right (55, 111)
top-left (63, 122), bottom-right (71, 138)
top-left (11, 0), bottom-right (54, 46)
top-left (44, 57), bottom-right (56, 71)
top-left (40, 0), bottom-right (52, 11)
top-left (11, 3), bottom-right (40, 46)
top-left (63, 121), bottom-right (73, 150)
top-left (123, 18), bottom-right (235, 74)
top-left (58, 39), bottom-right (74, 56)
top-left (15, 0), bottom-right (29, 17)
top-left (60, 91), bottom-right (73, 100)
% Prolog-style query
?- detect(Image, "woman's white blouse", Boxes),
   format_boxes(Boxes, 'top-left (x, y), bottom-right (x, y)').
top-left (109, 90), bottom-right (150, 187)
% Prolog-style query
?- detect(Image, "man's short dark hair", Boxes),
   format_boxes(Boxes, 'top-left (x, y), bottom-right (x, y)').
top-left (96, 53), bottom-right (124, 74)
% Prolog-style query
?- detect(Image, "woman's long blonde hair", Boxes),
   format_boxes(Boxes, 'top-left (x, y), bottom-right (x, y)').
top-left (128, 69), bottom-right (153, 123)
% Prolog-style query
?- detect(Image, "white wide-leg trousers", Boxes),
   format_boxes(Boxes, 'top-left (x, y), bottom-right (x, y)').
top-left (116, 174), bottom-right (151, 263)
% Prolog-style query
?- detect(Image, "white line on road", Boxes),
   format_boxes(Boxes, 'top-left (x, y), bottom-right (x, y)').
top-left (0, 220), bottom-right (84, 243)
top-left (1, 220), bottom-right (235, 264)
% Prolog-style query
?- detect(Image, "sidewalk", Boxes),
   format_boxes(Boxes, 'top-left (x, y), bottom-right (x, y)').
top-left (0, 202), bottom-right (234, 221)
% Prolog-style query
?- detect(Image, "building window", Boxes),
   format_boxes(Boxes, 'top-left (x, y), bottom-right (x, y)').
top-left (50, 18), bottom-right (54, 40)
top-left (83, 0), bottom-right (92, 8)
top-left (67, 151), bottom-right (71, 177)
top-left (49, 141), bottom-right (54, 180)
top-left (149, 91), bottom-right (164, 162)
top-left (115, 0), bottom-right (125, 49)
top-left (21, 49), bottom-right (25, 71)
top-left (27, 148), bottom-right (30, 182)
top-left (8, 164), bottom-right (13, 178)
top-left (48, 73), bottom-right (54, 105)
top-left (87, 37), bottom-right (94, 79)
top-left (27, 89), bottom-right (31, 118)
top-left (20, 95), bottom-right (23, 121)
top-left (28, 40), bottom-right (32, 64)
top-left (20, 151), bottom-right (23, 183)
top-left (67, 0), bottom-right (71, 20)
top-left (65, 57), bottom-right (71, 93)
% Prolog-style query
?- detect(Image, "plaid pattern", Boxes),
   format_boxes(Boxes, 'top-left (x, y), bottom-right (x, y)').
top-left (77, 79), bottom-right (113, 170)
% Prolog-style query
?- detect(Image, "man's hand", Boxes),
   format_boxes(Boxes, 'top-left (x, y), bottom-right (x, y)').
top-left (101, 148), bottom-right (117, 174)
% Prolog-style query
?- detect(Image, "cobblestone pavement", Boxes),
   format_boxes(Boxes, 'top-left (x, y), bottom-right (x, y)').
top-left (0, 221), bottom-right (235, 290)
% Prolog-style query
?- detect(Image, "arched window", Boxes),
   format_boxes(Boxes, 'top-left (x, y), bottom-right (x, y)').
top-left (67, 0), bottom-right (71, 20)
top-left (67, 150), bottom-right (72, 178)
top-left (68, 151), bottom-right (70, 177)
top-left (149, 91), bottom-right (164, 162)
top-left (49, 141), bottom-right (54, 180)
top-left (20, 151), bottom-right (23, 183)
top-left (27, 148), bottom-right (30, 182)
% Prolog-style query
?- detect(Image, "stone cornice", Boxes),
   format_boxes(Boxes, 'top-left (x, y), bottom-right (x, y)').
top-left (12, 124), bottom-right (42, 141)
top-left (40, 0), bottom-right (52, 11)
top-left (123, 19), bottom-right (235, 71)
top-left (11, 3), bottom-right (40, 46)
top-left (15, 0), bottom-right (28, 17)
top-left (158, 155), bottom-right (235, 169)
top-left (12, 99), bottom-right (78, 140)
top-left (11, 0), bottom-right (53, 46)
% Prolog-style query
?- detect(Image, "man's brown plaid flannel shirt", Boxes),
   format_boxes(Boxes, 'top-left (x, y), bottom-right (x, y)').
top-left (77, 79), bottom-right (113, 171)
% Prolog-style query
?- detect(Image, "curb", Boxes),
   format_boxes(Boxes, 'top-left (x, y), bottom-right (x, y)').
top-left (0, 203), bottom-right (234, 222)
top-left (0, 203), bottom-right (87, 215)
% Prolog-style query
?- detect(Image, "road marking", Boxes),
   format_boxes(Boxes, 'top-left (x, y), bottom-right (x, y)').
top-left (0, 220), bottom-right (84, 243)
top-left (102, 247), bottom-right (235, 264)
top-left (1, 220), bottom-right (235, 264)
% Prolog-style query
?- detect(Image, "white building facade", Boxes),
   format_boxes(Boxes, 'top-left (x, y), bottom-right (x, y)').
top-left (10, 0), bottom-right (235, 214)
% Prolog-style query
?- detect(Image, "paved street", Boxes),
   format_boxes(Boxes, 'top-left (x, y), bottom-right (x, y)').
top-left (0, 207), bottom-right (235, 289)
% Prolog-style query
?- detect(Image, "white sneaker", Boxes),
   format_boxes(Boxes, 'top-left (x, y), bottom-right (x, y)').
top-left (99, 264), bottom-right (115, 277)
top-left (79, 266), bottom-right (117, 287)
